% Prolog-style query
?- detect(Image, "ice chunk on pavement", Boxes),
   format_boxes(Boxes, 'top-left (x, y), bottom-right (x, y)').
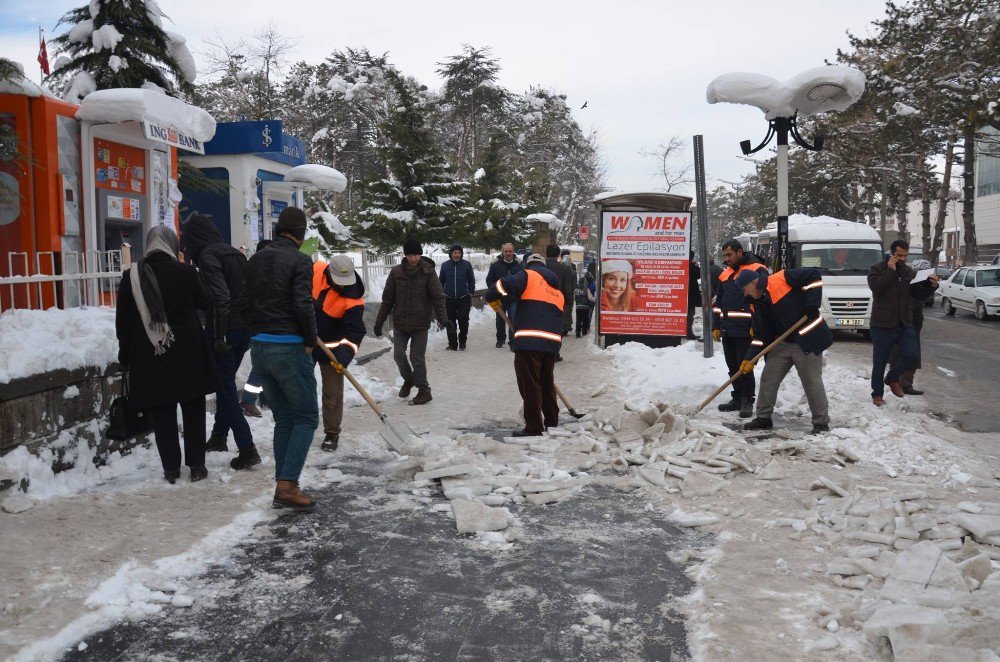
top-left (756, 459), bottom-right (785, 481)
top-left (863, 604), bottom-right (947, 643)
top-left (952, 513), bottom-right (1000, 539)
top-left (667, 507), bottom-right (719, 527)
top-left (681, 470), bottom-right (724, 497)
top-left (451, 499), bottom-right (509, 534)
top-left (2, 492), bottom-right (34, 514)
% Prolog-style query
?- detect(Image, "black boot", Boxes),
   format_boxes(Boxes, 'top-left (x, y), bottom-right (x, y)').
top-left (321, 434), bottom-right (339, 452)
top-left (164, 470), bottom-right (181, 484)
top-left (230, 447), bottom-right (262, 470)
top-left (206, 434), bottom-right (227, 452)
top-left (739, 398), bottom-right (754, 419)
top-left (744, 417), bottom-right (773, 431)
top-left (811, 423), bottom-right (830, 434)
top-left (717, 397), bottom-right (740, 412)
top-left (190, 466), bottom-right (208, 482)
top-left (398, 381), bottom-right (414, 398)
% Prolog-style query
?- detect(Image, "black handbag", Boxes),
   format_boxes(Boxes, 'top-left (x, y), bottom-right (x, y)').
top-left (106, 369), bottom-right (152, 441)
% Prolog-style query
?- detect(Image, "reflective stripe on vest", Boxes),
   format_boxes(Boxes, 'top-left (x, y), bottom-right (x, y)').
top-left (313, 261), bottom-right (364, 319)
top-left (522, 269), bottom-right (564, 310)
top-left (324, 339), bottom-right (360, 354)
top-left (514, 329), bottom-right (563, 343)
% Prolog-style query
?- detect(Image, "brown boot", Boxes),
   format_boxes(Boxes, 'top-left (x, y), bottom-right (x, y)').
top-left (398, 380), bottom-right (414, 398)
top-left (888, 381), bottom-right (905, 398)
top-left (273, 480), bottom-right (315, 510)
top-left (410, 388), bottom-right (432, 405)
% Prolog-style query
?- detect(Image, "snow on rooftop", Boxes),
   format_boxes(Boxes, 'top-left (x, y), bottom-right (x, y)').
top-left (0, 60), bottom-right (55, 98)
top-left (525, 213), bottom-right (564, 230)
top-left (75, 88), bottom-right (216, 142)
top-left (706, 66), bottom-right (866, 119)
top-left (284, 164), bottom-right (348, 192)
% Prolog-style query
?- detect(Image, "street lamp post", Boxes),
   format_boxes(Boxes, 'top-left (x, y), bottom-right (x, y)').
top-left (707, 67), bottom-right (866, 271)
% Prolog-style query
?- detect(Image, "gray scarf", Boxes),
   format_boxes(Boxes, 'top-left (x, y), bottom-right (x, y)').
top-left (130, 225), bottom-right (179, 355)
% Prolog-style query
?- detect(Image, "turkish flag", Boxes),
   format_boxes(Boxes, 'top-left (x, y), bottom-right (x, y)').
top-left (37, 36), bottom-right (49, 76)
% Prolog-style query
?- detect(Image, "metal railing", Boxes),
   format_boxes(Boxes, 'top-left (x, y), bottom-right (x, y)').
top-left (1, 248), bottom-right (130, 313)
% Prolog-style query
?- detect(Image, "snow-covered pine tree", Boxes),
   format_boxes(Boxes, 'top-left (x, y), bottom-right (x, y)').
top-left (353, 74), bottom-right (469, 252)
top-left (461, 134), bottom-right (543, 250)
top-left (50, 0), bottom-right (196, 102)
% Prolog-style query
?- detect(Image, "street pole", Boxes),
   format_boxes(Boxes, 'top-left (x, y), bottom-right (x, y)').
top-left (774, 117), bottom-right (790, 272)
top-left (693, 135), bottom-right (714, 358)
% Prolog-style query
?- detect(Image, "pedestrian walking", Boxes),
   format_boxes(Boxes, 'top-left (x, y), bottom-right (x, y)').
top-left (574, 271), bottom-right (596, 337)
top-left (439, 244), bottom-right (477, 350)
top-left (373, 239), bottom-right (449, 406)
top-left (312, 255), bottom-right (366, 452)
top-left (116, 225), bottom-right (220, 484)
top-left (737, 267), bottom-right (833, 434)
top-left (888, 259), bottom-right (938, 395)
top-left (687, 251), bottom-right (702, 340)
top-left (713, 239), bottom-right (770, 418)
top-left (239, 207), bottom-right (319, 509)
top-left (867, 240), bottom-right (938, 406)
top-left (546, 244), bottom-right (575, 356)
top-left (486, 243), bottom-right (522, 349)
top-left (238, 239), bottom-right (272, 419)
top-left (484, 253), bottom-right (565, 436)
top-left (181, 215), bottom-right (261, 469)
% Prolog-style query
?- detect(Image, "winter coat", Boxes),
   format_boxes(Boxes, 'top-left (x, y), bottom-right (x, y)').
top-left (485, 262), bottom-right (565, 354)
top-left (115, 252), bottom-right (220, 408)
top-left (575, 274), bottom-right (596, 308)
top-left (312, 261), bottom-right (366, 367)
top-left (486, 256), bottom-right (522, 289)
top-left (688, 260), bottom-right (703, 306)
top-left (237, 235), bottom-right (317, 341)
top-left (546, 257), bottom-right (576, 326)
top-left (708, 261), bottom-right (724, 299)
top-left (375, 256), bottom-right (448, 332)
top-left (745, 268), bottom-right (833, 359)
top-left (713, 253), bottom-right (769, 338)
top-left (868, 260), bottom-right (920, 328)
top-left (439, 245), bottom-right (477, 298)
top-left (182, 216), bottom-right (248, 340)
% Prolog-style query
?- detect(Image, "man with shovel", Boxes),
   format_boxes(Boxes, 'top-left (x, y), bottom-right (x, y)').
top-left (311, 255), bottom-right (366, 453)
top-left (483, 253), bottom-right (565, 437)
top-left (737, 267), bottom-right (833, 435)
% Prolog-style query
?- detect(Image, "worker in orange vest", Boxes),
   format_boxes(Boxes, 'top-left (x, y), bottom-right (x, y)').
top-left (312, 255), bottom-right (366, 452)
top-left (484, 253), bottom-right (565, 437)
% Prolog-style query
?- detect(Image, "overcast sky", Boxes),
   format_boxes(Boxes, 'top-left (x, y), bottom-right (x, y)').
top-left (1, 0), bottom-right (887, 197)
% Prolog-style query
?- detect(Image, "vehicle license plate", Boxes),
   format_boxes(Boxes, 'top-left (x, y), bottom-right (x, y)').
top-left (836, 318), bottom-right (865, 326)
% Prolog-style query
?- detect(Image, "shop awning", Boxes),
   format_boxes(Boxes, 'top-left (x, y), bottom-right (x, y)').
top-left (75, 88), bottom-right (216, 154)
top-left (283, 164), bottom-right (348, 192)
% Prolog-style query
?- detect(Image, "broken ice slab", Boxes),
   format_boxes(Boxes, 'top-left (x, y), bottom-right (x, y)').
top-left (845, 530), bottom-right (896, 545)
top-left (680, 470), bottom-right (725, 497)
top-left (525, 487), bottom-right (579, 506)
top-left (817, 476), bottom-right (850, 497)
top-left (846, 545), bottom-right (882, 559)
top-left (951, 513), bottom-right (1000, 539)
top-left (451, 499), bottom-right (510, 534)
top-left (589, 382), bottom-right (608, 398)
top-left (862, 604), bottom-right (947, 644)
top-left (667, 508), bottom-right (719, 527)
top-left (756, 459), bottom-right (786, 481)
top-left (413, 464), bottom-right (479, 482)
top-left (835, 575), bottom-right (870, 590)
top-left (441, 478), bottom-right (493, 500)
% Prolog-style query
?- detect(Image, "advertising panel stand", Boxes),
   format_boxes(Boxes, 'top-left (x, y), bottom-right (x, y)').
top-left (593, 192), bottom-right (693, 349)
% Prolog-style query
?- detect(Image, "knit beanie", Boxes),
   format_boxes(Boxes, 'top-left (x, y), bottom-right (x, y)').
top-left (403, 238), bottom-right (423, 255)
top-left (276, 207), bottom-right (308, 241)
top-left (735, 269), bottom-right (767, 291)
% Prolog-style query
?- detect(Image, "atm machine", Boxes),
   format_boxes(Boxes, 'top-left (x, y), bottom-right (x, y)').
top-left (94, 137), bottom-right (149, 258)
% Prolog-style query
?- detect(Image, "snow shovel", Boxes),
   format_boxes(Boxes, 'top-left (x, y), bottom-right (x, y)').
top-left (492, 305), bottom-right (585, 419)
top-left (693, 316), bottom-right (808, 416)
top-left (316, 339), bottom-right (418, 453)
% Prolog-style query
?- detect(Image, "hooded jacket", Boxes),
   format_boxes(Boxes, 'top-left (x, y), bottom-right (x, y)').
top-left (312, 261), bottom-right (366, 367)
top-left (713, 253), bottom-right (769, 338)
top-left (182, 215), bottom-right (248, 339)
top-left (439, 244), bottom-right (477, 298)
top-left (485, 262), bottom-right (564, 354)
top-left (376, 256), bottom-right (449, 332)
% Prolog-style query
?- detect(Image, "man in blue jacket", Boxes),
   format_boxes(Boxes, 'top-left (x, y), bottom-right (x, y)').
top-left (439, 244), bottom-right (477, 350)
top-left (737, 267), bottom-right (833, 434)
top-left (485, 242), bottom-right (522, 349)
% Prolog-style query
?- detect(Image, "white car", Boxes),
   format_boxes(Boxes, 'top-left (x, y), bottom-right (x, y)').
top-left (940, 266), bottom-right (1000, 320)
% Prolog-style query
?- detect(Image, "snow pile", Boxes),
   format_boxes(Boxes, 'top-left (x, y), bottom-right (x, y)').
top-left (90, 24), bottom-right (123, 52)
top-left (706, 66), bottom-right (866, 119)
top-left (0, 307), bottom-right (118, 383)
top-left (284, 164), bottom-right (348, 192)
top-left (311, 210), bottom-right (352, 241)
top-left (67, 19), bottom-right (94, 44)
top-left (76, 88), bottom-right (216, 142)
top-left (525, 213), bottom-right (565, 230)
top-left (0, 60), bottom-right (55, 98)
top-left (165, 32), bottom-right (196, 83)
top-left (65, 71), bottom-right (97, 105)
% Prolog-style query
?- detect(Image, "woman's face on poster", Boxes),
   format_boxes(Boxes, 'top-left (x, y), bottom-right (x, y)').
top-left (603, 271), bottom-right (629, 301)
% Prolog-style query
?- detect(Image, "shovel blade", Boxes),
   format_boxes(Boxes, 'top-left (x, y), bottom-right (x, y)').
top-left (380, 420), bottom-right (418, 453)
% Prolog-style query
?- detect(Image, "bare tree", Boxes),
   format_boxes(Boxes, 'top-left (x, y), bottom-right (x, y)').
top-left (639, 136), bottom-right (693, 193)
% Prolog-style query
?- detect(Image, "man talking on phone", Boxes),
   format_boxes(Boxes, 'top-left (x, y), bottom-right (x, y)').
top-left (867, 239), bottom-right (938, 407)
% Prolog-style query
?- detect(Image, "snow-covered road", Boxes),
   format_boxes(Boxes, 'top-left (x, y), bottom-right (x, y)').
top-left (2, 309), bottom-right (999, 661)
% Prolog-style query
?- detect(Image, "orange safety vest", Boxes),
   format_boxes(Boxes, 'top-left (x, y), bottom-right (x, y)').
top-left (313, 261), bottom-right (364, 319)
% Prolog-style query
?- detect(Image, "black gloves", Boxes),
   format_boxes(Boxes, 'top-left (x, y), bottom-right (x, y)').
top-left (373, 324), bottom-right (383, 338)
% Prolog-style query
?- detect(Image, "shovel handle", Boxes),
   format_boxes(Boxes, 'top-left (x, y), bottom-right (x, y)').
top-left (316, 339), bottom-right (386, 420)
top-left (695, 316), bottom-right (809, 415)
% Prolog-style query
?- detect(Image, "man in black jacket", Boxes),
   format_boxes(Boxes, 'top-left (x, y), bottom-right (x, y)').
top-left (240, 207), bottom-right (319, 510)
top-left (181, 215), bottom-right (258, 467)
top-left (485, 243), bottom-right (522, 348)
top-left (867, 239), bottom-right (938, 406)
top-left (686, 251), bottom-right (702, 340)
top-left (545, 244), bottom-right (575, 350)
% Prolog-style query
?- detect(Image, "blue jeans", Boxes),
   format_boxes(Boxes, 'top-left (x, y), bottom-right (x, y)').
top-left (870, 324), bottom-right (918, 397)
top-left (251, 341), bottom-right (318, 481)
top-left (212, 329), bottom-right (254, 450)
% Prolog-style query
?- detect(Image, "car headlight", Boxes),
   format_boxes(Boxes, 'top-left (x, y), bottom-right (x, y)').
top-left (991, 297), bottom-right (1000, 304)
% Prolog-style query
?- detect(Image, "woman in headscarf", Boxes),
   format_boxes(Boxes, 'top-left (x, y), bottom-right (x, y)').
top-left (600, 259), bottom-right (638, 312)
top-left (116, 225), bottom-right (220, 484)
